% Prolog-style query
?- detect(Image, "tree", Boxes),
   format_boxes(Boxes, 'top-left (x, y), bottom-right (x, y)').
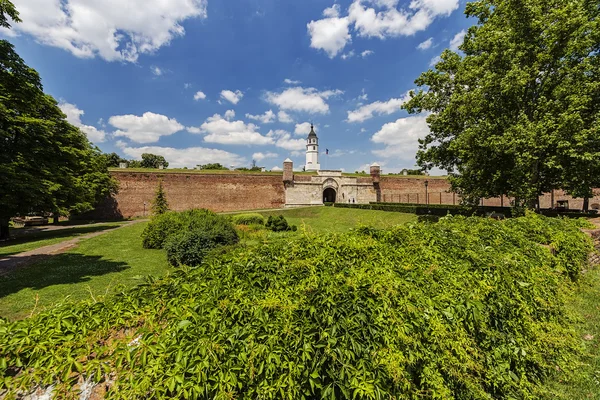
top-left (151, 180), bottom-right (169, 215)
top-left (197, 163), bottom-right (228, 170)
top-left (403, 0), bottom-right (600, 209)
top-left (128, 160), bottom-right (142, 168)
top-left (0, 3), bottom-right (117, 238)
top-left (103, 152), bottom-right (127, 168)
top-left (140, 153), bottom-right (168, 169)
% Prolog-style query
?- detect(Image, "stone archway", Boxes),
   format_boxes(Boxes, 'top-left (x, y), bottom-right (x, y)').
top-left (323, 187), bottom-right (336, 203)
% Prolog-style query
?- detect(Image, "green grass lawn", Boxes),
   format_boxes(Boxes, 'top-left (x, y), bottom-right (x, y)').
top-left (0, 223), bottom-right (125, 257)
top-left (256, 206), bottom-right (417, 233)
top-left (0, 222), bottom-right (171, 320)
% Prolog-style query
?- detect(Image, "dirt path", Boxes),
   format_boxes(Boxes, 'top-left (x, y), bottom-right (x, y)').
top-left (0, 220), bottom-right (146, 276)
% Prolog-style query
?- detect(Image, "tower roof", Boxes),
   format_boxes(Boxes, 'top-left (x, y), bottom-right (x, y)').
top-left (307, 124), bottom-right (317, 138)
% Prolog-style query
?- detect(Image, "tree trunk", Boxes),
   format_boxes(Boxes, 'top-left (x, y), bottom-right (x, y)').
top-left (53, 211), bottom-right (60, 225)
top-left (0, 217), bottom-right (10, 241)
top-left (583, 197), bottom-right (589, 212)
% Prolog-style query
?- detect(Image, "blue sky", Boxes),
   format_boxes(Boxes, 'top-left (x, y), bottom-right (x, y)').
top-left (2, 0), bottom-right (472, 172)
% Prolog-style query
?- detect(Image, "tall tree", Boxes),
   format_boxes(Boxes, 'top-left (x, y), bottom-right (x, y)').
top-left (140, 153), bottom-right (169, 169)
top-left (151, 180), bottom-right (169, 215)
top-left (0, 2), bottom-right (117, 237)
top-left (404, 0), bottom-right (600, 209)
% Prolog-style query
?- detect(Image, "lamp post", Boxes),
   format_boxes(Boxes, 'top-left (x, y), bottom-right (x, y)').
top-left (424, 180), bottom-right (429, 206)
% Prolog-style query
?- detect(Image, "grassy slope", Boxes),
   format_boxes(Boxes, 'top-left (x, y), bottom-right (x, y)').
top-left (546, 264), bottom-right (600, 399)
top-left (0, 222), bottom-right (171, 320)
top-left (256, 206), bottom-right (417, 233)
top-left (0, 223), bottom-right (125, 257)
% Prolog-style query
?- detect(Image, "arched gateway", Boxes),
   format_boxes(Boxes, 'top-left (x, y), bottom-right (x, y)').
top-left (323, 187), bottom-right (336, 203)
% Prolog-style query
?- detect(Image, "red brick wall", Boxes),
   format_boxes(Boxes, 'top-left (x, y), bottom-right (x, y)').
top-left (105, 172), bottom-right (285, 218)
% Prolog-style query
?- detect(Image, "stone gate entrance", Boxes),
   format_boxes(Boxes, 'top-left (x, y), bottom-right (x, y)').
top-left (323, 187), bottom-right (336, 203)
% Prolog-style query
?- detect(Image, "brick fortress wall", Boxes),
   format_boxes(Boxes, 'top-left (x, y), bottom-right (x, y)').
top-left (96, 171), bottom-right (286, 219)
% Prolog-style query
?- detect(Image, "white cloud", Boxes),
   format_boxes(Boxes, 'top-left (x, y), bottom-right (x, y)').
top-left (59, 102), bottom-right (106, 143)
top-left (307, 15), bottom-right (351, 58)
top-left (252, 152), bottom-right (278, 162)
top-left (224, 110), bottom-right (236, 120)
top-left (371, 114), bottom-right (430, 160)
top-left (294, 122), bottom-right (314, 136)
top-left (220, 89), bottom-right (244, 105)
top-left (417, 37), bottom-right (433, 50)
top-left (358, 89), bottom-right (368, 101)
top-left (284, 78), bottom-right (302, 85)
top-left (9, 0), bottom-right (207, 62)
top-left (266, 87), bottom-right (343, 114)
top-left (341, 50), bottom-right (355, 60)
top-left (151, 66), bottom-right (163, 76)
top-left (449, 29), bottom-right (466, 51)
top-left (323, 4), bottom-right (341, 18)
top-left (115, 140), bottom-right (127, 149)
top-left (122, 146), bottom-right (245, 169)
top-left (277, 110), bottom-right (294, 123)
top-left (184, 83), bottom-right (192, 89)
top-left (193, 91), bottom-right (207, 100)
top-left (271, 166), bottom-right (283, 171)
top-left (191, 113), bottom-right (274, 146)
top-left (110, 112), bottom-right (184, 143)
top-left (429, 55), bottom-right (441, 67)
top-left (246, 110), bottom-right (276, 124)
top-left (267, 129), bottom-right (306, 151)
top-left (347, 92), bottom-right (411, 123)
top-left (361, 49), bottom-right (374, 57)
top-left (307, 0), bottom-right (458, 58)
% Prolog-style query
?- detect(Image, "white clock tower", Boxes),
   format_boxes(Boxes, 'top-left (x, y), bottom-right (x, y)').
top-left (305, 124), bottom-right (321, 171)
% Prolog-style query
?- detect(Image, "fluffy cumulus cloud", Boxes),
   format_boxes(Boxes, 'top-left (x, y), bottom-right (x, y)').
top-left (271, 166), bottom-right (283, 171)
top-left (246, 110), bottom-right (276, 124)
top-left (266, 130), bottom-right (306, 151)
top-left (307, 12), bottom-right (351, 58)
top-left (361, 50), bottom-right (374, 57)
top-left (59, 102), bottom-right (106, 143)
top-left (7, 0), bottom-right (207, 62)
top-left (308, 0), bottom-right (459, 57)
top-left (449, 29), bottom-right (466, 51)
top-left (224, 110), bottom-right (236, 120)
top-left (220, 89), bottom-right (244, 105)
top-left (193, 91), bottom-right (207, 100)
top-left (277, 111), bottom-right (294, 123)
top-left (371, 114), bottom-right (430, 160)
top-left (294, 122), bottom-right (314, 136)
top-left (252, 152), bottom-right (278, 162)
top-left (122, 146), bottom-right (244, 169)
top-left (417, 37), bottom-right (433, 50)
top-left (266, 87), bottom-right (343, 114)
top-left (109, 112), bottom-right (184, 143)
top-left (190, 113), bottom-right (273, 145)
top-left (347, 92), bottom-right (411, 123)
top-left (284, 78), bottom-right (301, 85)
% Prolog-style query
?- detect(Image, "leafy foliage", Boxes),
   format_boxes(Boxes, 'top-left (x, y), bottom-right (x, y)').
top-left (140, 153), bottom-right (168, 169)
top-left (265, 215), bottom-right (297, 232)
top-left (232, 213), bottom-right (266, 226)
top-left (404, 0), bottom-right (600, 208)
top-left (151, 180), bottom-right (169, 216)
top-left (0, 37), bottom-right (117, 238)
top-left (164, 228), bottom-right (237, 267)
top-left (197, 163), bottom-right (228, 170)
top-left (141, 209), bottom-right (238, 250)
top-left (0, 215), bottom-right (592, 398)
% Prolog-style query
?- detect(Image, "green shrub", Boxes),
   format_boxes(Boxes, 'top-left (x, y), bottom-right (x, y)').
top-left (0, 214), bottom-right (593, 398)
top-left (164, 229), bottom-right (221, 267)
top-left (141, 209), bottom-right (238, 249)
top-left (232, 213), bottom-right (266, 226)
top-left (265, 214), bottom-right (296, 232)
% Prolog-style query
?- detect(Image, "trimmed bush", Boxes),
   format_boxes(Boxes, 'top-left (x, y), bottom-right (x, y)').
top-left (265, 215), bottom-right (296, 232)
top-left (141, 209), bottom-right (238, 249)
top-left (232, 213), bottom-right (266, 226)
top-left (164, 229), bottom-right (224, 267)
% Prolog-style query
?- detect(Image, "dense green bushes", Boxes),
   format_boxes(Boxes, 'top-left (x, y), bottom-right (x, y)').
top-left (231, 213), bottom-right (266, 225)
top-left (0, 214), bottom-right (593, 398)
top-left (141, 209), bottom-right (239, 267)
top-left (265, 215), bottom-right (297, 232)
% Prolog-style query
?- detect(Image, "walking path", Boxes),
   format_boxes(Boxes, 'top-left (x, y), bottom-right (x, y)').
top-left (0, 220), bottom-right (146, 276)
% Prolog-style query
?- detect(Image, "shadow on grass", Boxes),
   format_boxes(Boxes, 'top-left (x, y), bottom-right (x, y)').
top-left (0, 253), bottom-right (129, 299)
top-left (1, 224), bottom-right (122, 256)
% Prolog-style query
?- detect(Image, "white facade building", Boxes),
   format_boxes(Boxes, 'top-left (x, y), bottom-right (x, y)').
top-left (305, 124), bottom-right (321, 171)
